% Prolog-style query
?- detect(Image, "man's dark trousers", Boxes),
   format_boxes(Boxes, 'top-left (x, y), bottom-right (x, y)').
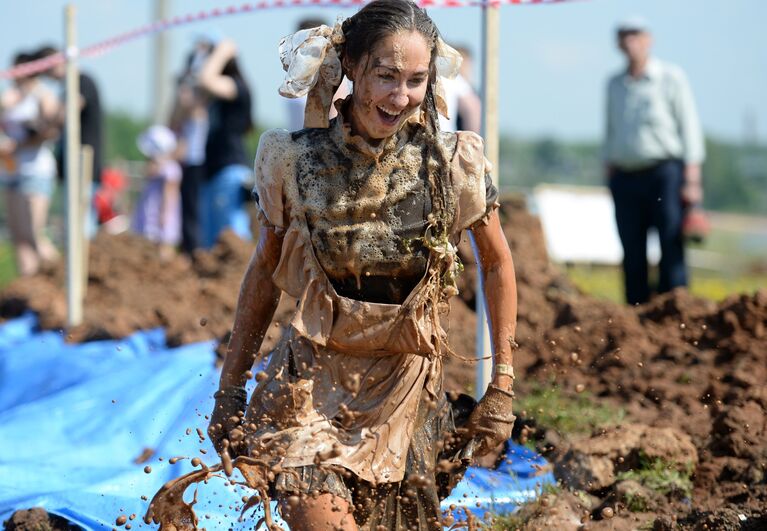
top-left (181, 164), bottom-right (205, 255)
top-left (609, 160), bottom-right (687, 305)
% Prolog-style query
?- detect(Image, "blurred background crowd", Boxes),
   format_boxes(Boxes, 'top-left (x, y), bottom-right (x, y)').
top-left (0, 0), bottom-right (765, 304)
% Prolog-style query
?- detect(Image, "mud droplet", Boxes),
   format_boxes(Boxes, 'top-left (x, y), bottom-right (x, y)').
top-left (143, 466), bottom-right (152, 474)
top-left (575, 384), bottom-right (585, 393)
top-left (244, 370), bottom-right (254, 380)
top-left (191, 457), bottom-right (202, 467)
top-left (601, 506), bottom-right (614, 519)
top-left (116, 515), bottom-right (128, 526)
top-left (256, 371), bottom-right (268, 383)
top-left (199, 317), bottom-right (207, 327)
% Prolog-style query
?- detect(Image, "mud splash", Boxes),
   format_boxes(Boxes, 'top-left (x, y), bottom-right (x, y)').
top-left (143, 458), bottom-right (282, 531)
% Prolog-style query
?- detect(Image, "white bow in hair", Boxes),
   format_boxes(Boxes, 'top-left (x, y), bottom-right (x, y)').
top-left (278, 21), bottom-right (463, 128)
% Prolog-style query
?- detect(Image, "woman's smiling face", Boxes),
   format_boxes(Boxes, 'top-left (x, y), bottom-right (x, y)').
top-left (346, 30), bottom-right (432, 144)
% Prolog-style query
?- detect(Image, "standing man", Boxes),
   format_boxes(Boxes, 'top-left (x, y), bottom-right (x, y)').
top-left (603, 17), bottom-right (705, 305)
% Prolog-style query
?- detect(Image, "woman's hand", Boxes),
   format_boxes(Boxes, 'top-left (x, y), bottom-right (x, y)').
top-left (466, 384), bottom-right (516, 456)
top-left (208, 385), bottom-right (248, 458)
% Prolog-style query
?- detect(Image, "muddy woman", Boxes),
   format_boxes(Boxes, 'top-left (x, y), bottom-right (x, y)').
top-left (145, 0), bottom-right (518, 529)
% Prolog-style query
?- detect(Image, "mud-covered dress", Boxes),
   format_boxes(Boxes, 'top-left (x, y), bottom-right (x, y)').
top-left (244, 102), bottom-right (498, 529)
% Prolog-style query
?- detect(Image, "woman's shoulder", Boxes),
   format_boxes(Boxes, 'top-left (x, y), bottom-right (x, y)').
top-left (439, 128), bottom-right (484, 148)
top-left (439, 130), bottom-right (486, 167)
top-left (254, 129), bottom-right (291, 181)
top-left (256, 128), bottom-right (293, 152)
top-left (255, 127), bottom-right (332, 168)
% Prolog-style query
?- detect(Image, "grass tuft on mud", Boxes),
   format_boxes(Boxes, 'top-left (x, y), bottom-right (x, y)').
top-left (617, 456), bottom-right (694, 500)
top-left (486, 484), bottom-right (563, 531)
top-left (516, 382), bottom-right (625, 436)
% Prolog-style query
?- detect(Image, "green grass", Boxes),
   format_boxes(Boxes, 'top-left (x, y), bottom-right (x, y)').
top-left (0, 242), bottom-right (16, 289)
top-left (516, 382), bottom-right (625, 437)
top-left (616, 456), bottom-right (694, 501)
top-left (487, 510), bottom-right (525, 530)
top-left (566, 264), bottom-right (767, 304)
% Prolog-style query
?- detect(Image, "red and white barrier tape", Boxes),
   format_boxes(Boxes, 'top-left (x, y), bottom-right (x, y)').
top-left (0, 0), bottom-right (583, 80)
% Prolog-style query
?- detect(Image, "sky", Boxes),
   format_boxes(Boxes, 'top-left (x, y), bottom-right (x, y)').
top-left (1, 0), bottom-right (766, 142)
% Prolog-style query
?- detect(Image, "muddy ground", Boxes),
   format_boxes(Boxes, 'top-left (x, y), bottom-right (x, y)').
top-left (2, 196), bottom-right (765, 530)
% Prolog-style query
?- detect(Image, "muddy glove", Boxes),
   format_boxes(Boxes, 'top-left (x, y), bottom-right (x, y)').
top-left (208, 385), bottom-right (248, 459)
top-left (466, 384), bottom-right (516, 457)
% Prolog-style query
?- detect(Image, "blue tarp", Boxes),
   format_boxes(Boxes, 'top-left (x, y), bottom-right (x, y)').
top-left (0, 315), bottom-right (553, 529)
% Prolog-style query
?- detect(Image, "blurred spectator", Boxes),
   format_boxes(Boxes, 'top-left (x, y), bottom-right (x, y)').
top-left (93, 167), bottom-right (128, 232)
top-left (132, 125), bottom-right (181, 261)
top-left (283, 18), bottom-right (350, 131)
top-left (37, 45), bottom-right (104, 189)
top-left (197, 38), bottom-right (253, 247)
top-left (0, 52), bottom-right (60, 276)
top-left (169, 35), bottom-right (212, 255)
top-left (439, 45), bottom-right (481, 133)
top-left (603, 17), bottom-right (705, 305)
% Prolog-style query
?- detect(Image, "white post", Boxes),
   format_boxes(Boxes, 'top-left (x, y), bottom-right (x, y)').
top-left (152, 0), bottom-right (171, 124)
top-left (65, 4), bottom-right (83, 327)
top-left (475, 1), bottom-right (500, 399)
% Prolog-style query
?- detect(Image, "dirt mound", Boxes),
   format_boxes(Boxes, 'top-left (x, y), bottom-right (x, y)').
top-left (2, 195), bottom-right (766, 529)
top-left (0, 230), bottom-right (255, 347)
top-left (554, 423), bottom-right (697, 492)
top-left (4, 508), bottom-right (81, 530)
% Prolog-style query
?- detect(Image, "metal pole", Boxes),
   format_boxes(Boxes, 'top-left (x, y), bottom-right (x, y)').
top-left (475, 1), bottom-right (500, 399)
top-left (152, 0), bottom-right (171, 124)
top-left (65, 4), bottom-right (83, 327)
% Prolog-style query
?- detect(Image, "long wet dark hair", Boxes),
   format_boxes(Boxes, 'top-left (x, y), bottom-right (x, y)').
top-left (340, 0), bottom-right (455, 244)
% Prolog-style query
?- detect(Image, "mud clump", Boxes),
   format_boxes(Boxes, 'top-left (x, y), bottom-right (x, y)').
top-left (4, 508), bottom-right (81, 530)
top-left (2, 196), bottom-right (766, 529)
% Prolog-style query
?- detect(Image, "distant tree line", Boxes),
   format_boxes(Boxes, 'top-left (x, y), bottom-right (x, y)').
top-left (499, 136), bottom-right (767, 215)
top-left (104, 111), bottom-right (767, 215)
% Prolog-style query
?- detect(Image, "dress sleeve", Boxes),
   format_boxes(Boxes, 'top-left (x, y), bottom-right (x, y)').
top-left (252, 129), bottom-right (291, 230)
top-left (449, 131), bottom-right (500, 235)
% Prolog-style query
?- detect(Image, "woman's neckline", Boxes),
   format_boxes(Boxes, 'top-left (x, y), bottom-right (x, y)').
top-left (329, 96), bottom-right (418, 161)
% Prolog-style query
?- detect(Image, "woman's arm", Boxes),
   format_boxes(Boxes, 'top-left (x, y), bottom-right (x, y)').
top-left (208, 226), bottom-right (284, 458)
top-left (197, 40), bottom-right (239, 101)
top-left (469, 209), bottom-right (518, 391)
top-left (219, 226), bottom-right (284, 389)
top-left (465, 208), bottom-right (518, 456)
